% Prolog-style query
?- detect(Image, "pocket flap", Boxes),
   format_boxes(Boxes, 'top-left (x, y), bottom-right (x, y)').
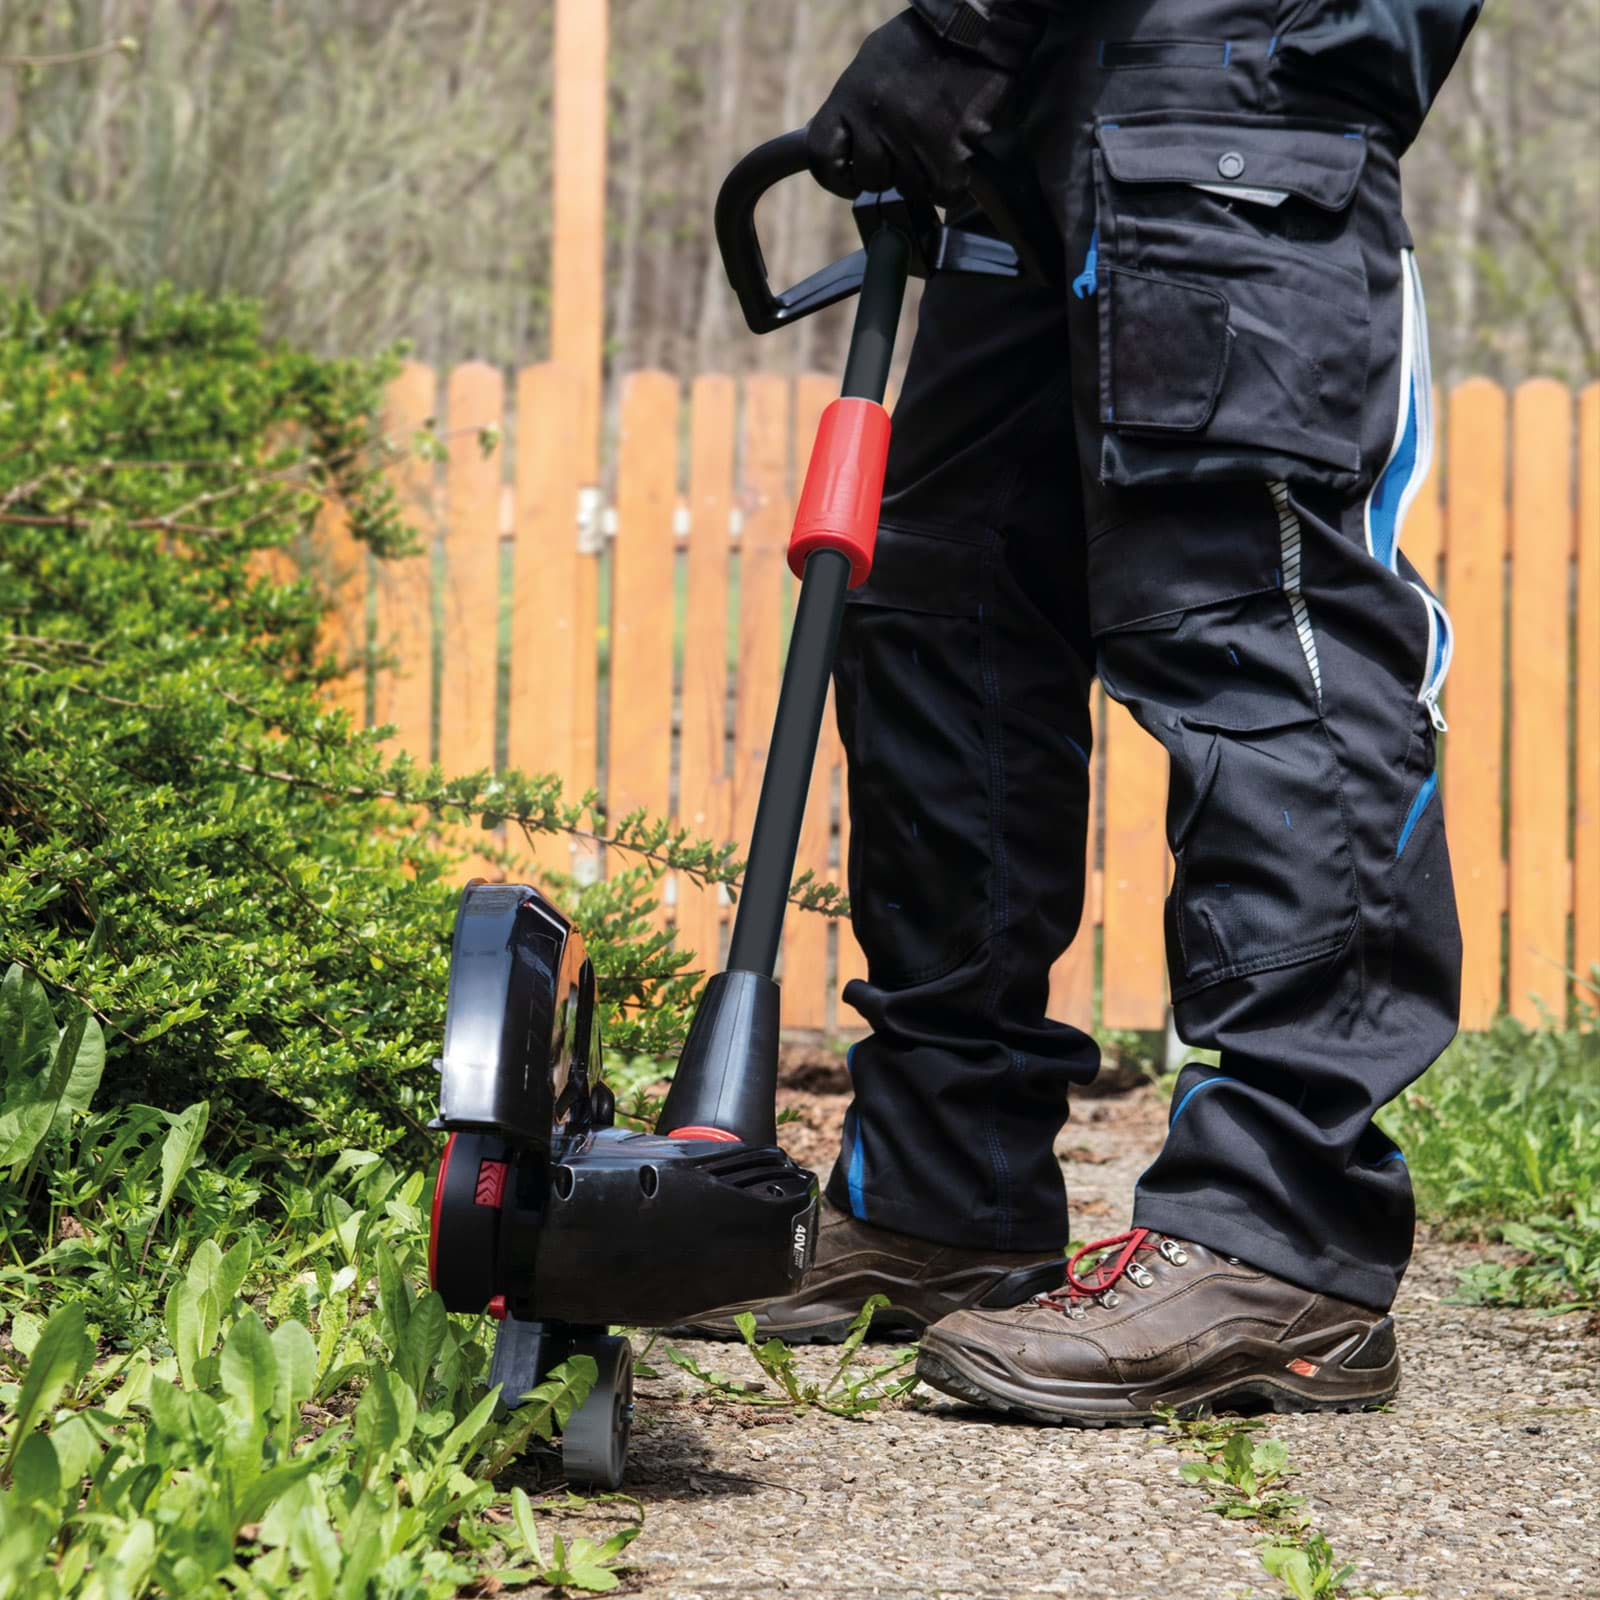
top-left (847, 522), bottom-right (983, 616)
top-left (1098, 118), bottom-right (1367, 212)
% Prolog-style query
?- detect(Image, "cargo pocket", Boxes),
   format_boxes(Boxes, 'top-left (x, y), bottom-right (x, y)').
top-left (1097, 587), bottom-right (1359, 997)
top-left (834, 524), bottom-right (993, 986)
top-left (1087, 112), bottom-right (1372, 491)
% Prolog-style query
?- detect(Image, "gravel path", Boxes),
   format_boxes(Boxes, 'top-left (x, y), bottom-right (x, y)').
top-left (535, 1070), bottom-right (1598, 1600)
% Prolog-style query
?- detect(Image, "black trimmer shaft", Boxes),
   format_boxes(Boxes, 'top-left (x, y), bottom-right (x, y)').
top-left (657, 227), bottom-right (910, 1145)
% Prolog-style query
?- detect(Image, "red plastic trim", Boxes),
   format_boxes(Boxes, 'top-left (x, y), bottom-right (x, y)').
top-left (667, 1125), bottom-right (742, 1143)
top-left (428, 1132), bottom-right (456, 1290)
top-left (474, 1159), bottom-right (508, 1208)
top-left (787, 398), bottom-right (892, 589)
top-left (488, 1293), bottom-right (508, 1322)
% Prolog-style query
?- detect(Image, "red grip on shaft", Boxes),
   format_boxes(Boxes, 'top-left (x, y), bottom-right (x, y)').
top-left (787, 397), bottom-right (891, 589)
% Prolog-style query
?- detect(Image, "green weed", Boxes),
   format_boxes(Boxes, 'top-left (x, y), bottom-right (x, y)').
top-left (1258, 1531), bottom-right (1359, 1599)
top-left (509, 1488), bottom-right (641, 1594)
top-left (1385, 999), bottom-right (1600, 1312)
top-left (0, 963), bottom-right (639, 1596)
top-left (1159, 1411), bottom-right (1360, 1599)
top-left (1178, 1431), bottom-right (1308, 1525)
top-left (666, 1295), bottom-right (920, 1418)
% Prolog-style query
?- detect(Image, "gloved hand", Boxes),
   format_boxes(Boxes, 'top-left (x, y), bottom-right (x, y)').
top-left (805, 10), bottom-right (1020, 204)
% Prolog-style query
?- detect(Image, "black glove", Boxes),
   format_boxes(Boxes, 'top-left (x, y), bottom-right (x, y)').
top-left (805, 10), bottom-right (1020, 205)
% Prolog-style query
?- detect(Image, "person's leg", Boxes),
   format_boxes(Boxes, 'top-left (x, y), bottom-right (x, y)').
top-left (826, 255), bottom-right (1098, 1257)
top-left (920, 0), bottom-right (1461, 1419)
top-left (1124, 249), bottom-right (1458, 1308)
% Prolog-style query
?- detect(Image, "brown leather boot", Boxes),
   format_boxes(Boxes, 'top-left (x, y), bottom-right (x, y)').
top-left (679, 1200), bottom-right (1068, 1343)
top-left (917, 1227), bottom-right (1401, 1425)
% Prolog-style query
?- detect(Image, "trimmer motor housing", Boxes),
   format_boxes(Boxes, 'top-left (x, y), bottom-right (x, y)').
top-left (427, 882), bottom-right (817, 1482)
top-left (432, 1122), bottom-right (817, 1327)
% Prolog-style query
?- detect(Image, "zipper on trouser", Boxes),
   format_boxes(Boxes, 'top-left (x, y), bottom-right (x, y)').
top-left (1411, 581), bottom-right (1453, 733)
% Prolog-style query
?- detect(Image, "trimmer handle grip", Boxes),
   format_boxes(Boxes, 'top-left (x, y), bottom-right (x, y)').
top-left (715, 130), bottom-right (866, 333)
top-left (716, 127), bottom-right (1062, 335)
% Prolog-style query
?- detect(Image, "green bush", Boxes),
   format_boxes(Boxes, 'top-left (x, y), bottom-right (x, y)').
top-left (0, 284), bottom-right (812, 1162)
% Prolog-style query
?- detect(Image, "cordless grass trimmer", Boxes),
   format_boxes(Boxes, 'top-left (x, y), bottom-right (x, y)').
top-left (425, 129), bottom-right (1059, 1489)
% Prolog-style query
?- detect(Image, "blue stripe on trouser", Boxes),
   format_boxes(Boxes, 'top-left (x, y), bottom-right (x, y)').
top-left (1396, 771), bottom-right (1438, 858)
top-left (846, 1107), bottom-right (866, 1218)
top-left (1169, 1072), bottom-right (1236, 1127)
top-left (845, 1045), bottom-right (866, 1218)
top-left (1368, 376), bottom-right (1418, 569)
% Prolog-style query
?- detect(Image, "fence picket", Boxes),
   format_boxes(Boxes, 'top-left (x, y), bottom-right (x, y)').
top-left (511, 363), bottom-right (585, 883)
top-left (374, 361), bottom-right (437, 763)
top-left (434, 366), bottom-right (501, 878)
top-left (440, 363), bottom-right (504, 787)
top-left (1405, 384), bottom-right (1445, 590)
top-left (1507, 381), bottom-right (1573, 1023)
top-left (1576, 385), bottom-right (1600, 1012)
top-left (782, 374), bottom-right (840, 1027)
top-left (677, 375), bottom-right (737, 978)
top-left (1048, 689), bottom-right (1100, 1033)
top-left (608, 372), bottom-right (681, 907)
top-left (1443, 379), bottom-right (1509, 1028)
top-left (1100, 696), bottom-right (1168, 1030)
top-left (732, 377), bottom-right (792, 917)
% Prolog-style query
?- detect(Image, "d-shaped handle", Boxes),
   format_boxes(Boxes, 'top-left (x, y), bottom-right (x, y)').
top-left (715, 128), bottom-right (1062, 335)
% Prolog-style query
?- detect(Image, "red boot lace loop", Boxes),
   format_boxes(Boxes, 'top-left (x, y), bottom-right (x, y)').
top-left (1064, 1227), bottom-right (1152, 1299)
top-left (1037, 1227), bottom-right (1181, 1312)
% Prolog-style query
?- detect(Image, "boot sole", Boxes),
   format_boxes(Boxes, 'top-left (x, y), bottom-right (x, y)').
top-left (917, 1317), bottom-right (1402, 1427)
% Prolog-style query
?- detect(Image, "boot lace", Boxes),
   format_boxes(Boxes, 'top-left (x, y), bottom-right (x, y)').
top-left (1035, 1227), bottom-right (1189, 1318)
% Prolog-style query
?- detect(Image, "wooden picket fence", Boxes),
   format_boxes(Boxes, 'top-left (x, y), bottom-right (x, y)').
top-left (296, 364), bottom-right (1599, 1038)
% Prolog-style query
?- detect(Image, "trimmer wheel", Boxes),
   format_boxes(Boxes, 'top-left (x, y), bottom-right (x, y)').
top-left (561, 1334), bottom-right (634, 1490)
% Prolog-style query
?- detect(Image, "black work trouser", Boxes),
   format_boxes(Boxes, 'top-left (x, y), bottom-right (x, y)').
top-left (824, 0), bottom-right (1462, 1311)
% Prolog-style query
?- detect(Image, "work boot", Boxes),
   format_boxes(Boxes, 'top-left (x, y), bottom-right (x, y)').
top-left (917, 1227), bottom-right (1401, 1425)
top-left (680, 1199), bottom-right (1067, 1344)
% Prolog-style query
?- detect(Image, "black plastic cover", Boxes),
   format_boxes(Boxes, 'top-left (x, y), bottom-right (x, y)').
top-left (438, 882), bottom-right (595, 1148)
top-left (500, 1127), bottom-right (818, 1326)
